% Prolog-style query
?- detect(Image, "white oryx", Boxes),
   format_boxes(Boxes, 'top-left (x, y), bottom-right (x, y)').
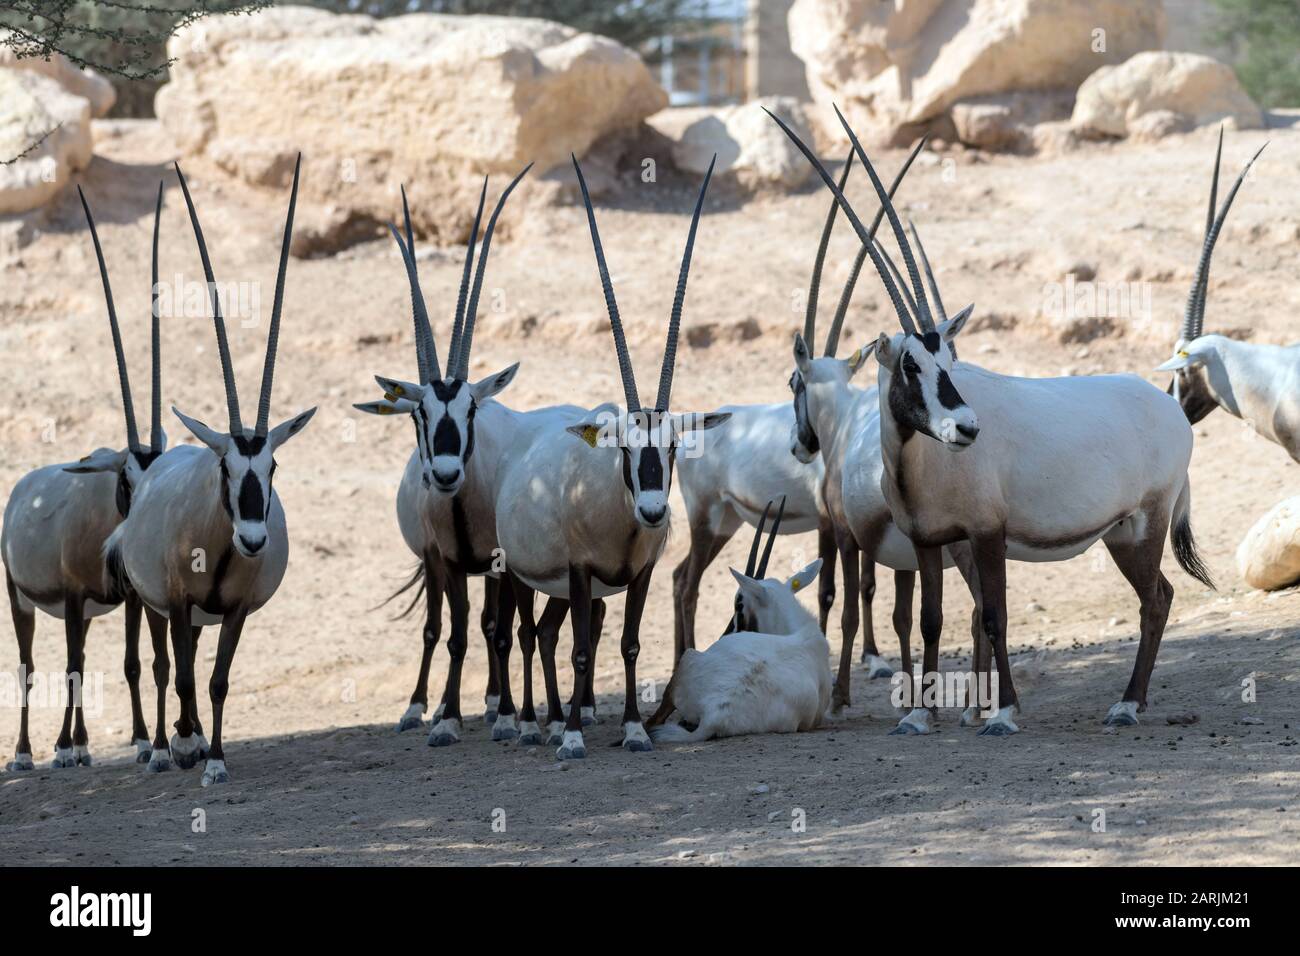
top-left (355, 169), bottom-right (590, 747)
top-left (493, 155), bottom-right (730, 759)
top-left (772, 105), bottom-right (1215, 735)
top-left (650, 499), bottom-right (829, 743)
top-left (1155, 134), bottom-right (1297, 461)
top-left (105, 159), bottom-right (316, 785)
top-left (2, 184), bottom-right (171, 771)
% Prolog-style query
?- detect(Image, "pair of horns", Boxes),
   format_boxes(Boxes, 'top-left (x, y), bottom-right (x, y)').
top-left (572, 152), bottom-right (715, 414)
top-left (390, 165), bottom-right (532, 386)
top-left (744, 497), bottom-right (786, 579)
top-left (768, 104), bottom-right (941, 337)
top-left (1180, 128), bottom-right (1267, 344)
top-left (175, 156), bottom-right (299, 438)
top-left (79, 181), bottom-right (165, 454)
top-left (803, 136), bottom-right (927, 355)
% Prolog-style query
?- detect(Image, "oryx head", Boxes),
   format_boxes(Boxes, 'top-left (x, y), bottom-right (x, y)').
top-left (354, 170), bottom-right (530, 494)
top-left (563, 155), bottom-right (730, 530)
top-left (64, 182), bottom-right (170, 515)
top-left (769, 104), bottom-right (978, 452)
top-left (173, 158), bottom-right (316, 559)
top-left (1157, 129), bottom-right (1265, 424)
top-left (782, 137), bottom-right (927, 463)
top-left (725, 498), bottom-right (822, 636)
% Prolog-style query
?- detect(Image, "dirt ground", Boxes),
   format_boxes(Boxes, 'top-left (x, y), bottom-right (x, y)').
top-left (0, 119), bottom-right (1297, 865)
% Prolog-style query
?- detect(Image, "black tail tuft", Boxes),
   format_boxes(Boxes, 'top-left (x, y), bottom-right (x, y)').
top-left (1172, 514), bottom-right (1215, 590)
top-left (373, 563), bottom-right (426, 620)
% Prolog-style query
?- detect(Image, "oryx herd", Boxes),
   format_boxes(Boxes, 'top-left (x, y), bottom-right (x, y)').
top-left (3, 112), bottom-right (1294, 786)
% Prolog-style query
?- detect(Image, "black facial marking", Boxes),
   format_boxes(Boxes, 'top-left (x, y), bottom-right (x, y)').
top-left (620, 447), bottom-right (634, 493)
top-left (432, 414), bottom-right (461, 456)
top-left (637, 447), bottom-right (664, 491)
top-left (231, 434), bottom-right (267, 457)
top-left (790, 372), bottom-right (819, 455)
top-left (921, 331), bottom-right (942, 354)
top-left (237, 470), bottom-right (265, 522)
top-left (217, 460), bottom-right (235, 519)
top-left (889, 345), bottom-right (928, 441)
top-left (430, 380), bottom-right (463, 403)
top-left (936, 369), bottom-right (964, 410)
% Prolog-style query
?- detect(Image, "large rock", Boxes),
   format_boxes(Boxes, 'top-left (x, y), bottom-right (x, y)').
top-left (647, 97), bottom-right (813, 189)
top-left (1071, 51), bottom-right (1263, 140)
top-left (1237, 497), bottom-right (1300, 592)
top-left (154, 6), bottom-right (667, 251)
top-left (789, 0), bottom-right (1165, 145)
top-left (0, 70), bottom-right (93, 215)
top-left (0, 34), bottom-right (116, 117)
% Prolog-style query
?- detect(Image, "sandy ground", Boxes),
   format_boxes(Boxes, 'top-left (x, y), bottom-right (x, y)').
top-left (0, 119), bottom-right (1297, 865)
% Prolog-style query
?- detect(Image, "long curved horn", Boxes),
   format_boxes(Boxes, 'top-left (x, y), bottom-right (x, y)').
top-left (175, 162), bottom-right (242, 434)
top-left (832, 104), bottom-right (934, 331)
top-left (873, 238), bottom-right (920, 325)
top-left (457, 162), bottom-right (533, 380)
top-left (764, 107), bottom-right (917, 335)
top-left (744, 500), bottom-right (773, 577)
top-left (78, 186), bottom-right (140, 452)
top-left (255, 153), bottom-right (301, 437)
top-left (756, 495), bottom-right (785, 579)
top-left (447, 178), bottom-right (486, 380)
top-left (656, 154), bottom-right (715, 412)
top-left (908, 220), bottom-right (947, 324)
top-left (1181, 141), bottom-right (1266, 350)
top-left (824, 136), bottom-right (926, 356)
top-left (573, 154), bottom-right (641, 412)
top-left (150, 180), bottom-right (163, 452)
top-left (1183, 127), bottom-right (1223, 343)
top-left (805, 149), bottom-right (854, 346)
top-left (399, 185), bottom-right (439, 383)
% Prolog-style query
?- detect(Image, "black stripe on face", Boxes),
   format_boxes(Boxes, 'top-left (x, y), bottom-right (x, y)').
top-left (432, 415), bottom-right (460, 456)
top-left (637, 448), bottom-right (664, 491)
top-left (791, 373), bottom-right (819, 454)
top-left (921, 331), bottom-right (943, 354)
top-left (936, 369), bottom-right (965, 410)
top-left (237, 470), bottom-right (265, 522)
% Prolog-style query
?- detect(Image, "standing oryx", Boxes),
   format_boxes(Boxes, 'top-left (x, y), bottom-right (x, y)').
top-left (772, 105), bottom-right (1214, 735)
top-left (354, 167), bottom-right (589, 747)
top-left (105, 159), bottom-right (315, 785)
top-left (3, 184), bottom-right (171, 771)
top-left (1156, 134), bottom-right (1297, 460)
top-left (493, 155), bottom-right (730, 759)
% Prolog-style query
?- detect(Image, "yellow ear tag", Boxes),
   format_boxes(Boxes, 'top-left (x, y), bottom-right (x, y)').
top-left (847, 348), bottom-right (863, 370)
top-left (580, 425), bottom-right (600, 448)
top-left (791, 577), bottom-right (802, 592)
top-left (1177, 350), bottom-right (1189, 358)
top-left (389, 384), bottom-right (405, 397)
top-left (379, 404), bottom-right (398, 415)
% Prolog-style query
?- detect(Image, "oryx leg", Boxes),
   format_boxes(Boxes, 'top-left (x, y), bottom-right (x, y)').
top-left (168, 602), bottom-right (203, 769)
top-left (557, 566), bottom-right (593, 760)
top-left (188, 625), bottom-right (208, 758)
top-left (201, 608), bottom-right (248, 786)
top-left (536, 597), bottom-right (570, 745)
top-left (831, 528), bottom-right (861, 712)
top-left (582, 598), bottom-right (606, 726)
top-left (428, 570), bottom-right (469, 747)
top-left (481, 575), bottom-right (502, 723)
top-left (6, 571), bottom-right (36, 771)
top-left (512, 583), bottom-right (543, 745)
top-left (892, 546), bottom-right (945, 735)
top-left (54, 594), bottom-right (90, 767)
top-left (817, 516), bottom-right (838, 637)
top-left (970, 535), bottom-right (1019, 737)
top-left (617, 566), bottom-right (654, 752)
top-left (948, 543), bottom-right (988, 727)
top-left (1103, 513), bottom-right (1174, 726)
top-left (857, 549), bottom-right (893, 680)
top-left (671, 507), bottom-right (739, 663)
top-left (144, 606), bottom-right (172, 772)
top-left (400, 551), bottom-right (445, 732)
top-left (123, 595), bottom-right (151, 761)
top-left (490, 578), bottom-right (521, 741)
top-left (891, 570), bottom-right (916, 679)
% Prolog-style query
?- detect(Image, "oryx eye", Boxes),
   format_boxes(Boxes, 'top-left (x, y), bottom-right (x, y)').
top-left (902, 356), bottom-right (921, 376)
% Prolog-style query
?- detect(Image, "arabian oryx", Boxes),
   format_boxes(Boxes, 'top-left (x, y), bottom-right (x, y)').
top-left (1155, 134), bottom-right (1296, 460)
top-left (354, 168), bottom-right (591, 747)
top-left (649, 498), bottom-right (828, 744)
top-left (2, 184), bottom-right (171, 771)
top-left (493, 155), bottom-right (730, 759)
top-left (105, 159), bottom-right (315, 785)
top-left (772, 105), bottom-right (1214, 735)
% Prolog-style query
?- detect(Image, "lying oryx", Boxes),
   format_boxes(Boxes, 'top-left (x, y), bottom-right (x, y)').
top-left (773, 105), bottom-right (1214, 735)
top-left (493, 155), bottom-right (730, 759)
top-left (1156, 133), bottom-right (1296, 461)
top-left (650, 499), bottom-right (828, 743)
top-left (106, 160), bottom-right (315, 785)
top-left (3, 184), bottom-right (171, 771)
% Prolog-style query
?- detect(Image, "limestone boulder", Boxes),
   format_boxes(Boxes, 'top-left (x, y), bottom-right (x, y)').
top-left (788, 0), bottom-right (1165, 145)
top-left (1072, 51), bottom-right (1263, 140)
top-left (154, 6), bottom-right (668, 252)
top-left (0, 34), bottom-right (116, 117)
top-left (0, 70), bottom-right (93, 215)
top-left (648, 97), bottom-right (813, 190)
top-left (1237, 497), bottom-right (1300, 592)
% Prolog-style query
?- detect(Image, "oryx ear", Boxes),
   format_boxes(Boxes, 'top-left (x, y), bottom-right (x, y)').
top-left (354, 397), bottom-right (418, 416)
top-left (728, 567), bottom-right (765, 604)
top-left (468, 362), bottom-right (519, 403)
top-left (845, 342), bottom-right (877, 378)
top-left (873, 332), bottom-right (894, 365)
top-left (939, 304), bottom-right (973, 342)
top-left (793, 332), bottom-right (812, 373)
top-left (172, 407), bottom-right (230, 455)
top-left (674, 411), bottom-right (731, 434)
top-left (268, 407), bottom-right (317, 450)
top-left (785, 558), bottom-right (823, 594)
top-left (1156, 350), bottom-right (1194, 372)
top-left (566, 421), bottom-right (611, 448)
top-left (64, 447), bottom-right (128, 474)
top-left (373, 375), bottom-right (426, 403)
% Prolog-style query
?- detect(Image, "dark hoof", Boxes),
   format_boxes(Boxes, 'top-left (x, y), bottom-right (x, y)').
top-left (518, 733), bottom-right (543, 746)
top-left (52, 751), bottom-right (77, 769)
top-left (76, 753), bottom-right (93, 767)
top-left (135, 749), bottom-right (151, 764)
top-left (484, 710), bottom-right (498, 725)
top-left (146, 753), bottom-right (171, 773)
top-left (978, 722), bottom-right (1017, 737)
top-left (5, 756), bottom-right (34, 772)
top-left (556, 744), bottom-right (586, 760)
top-left (491, 725), bottom-right (520, 742)
top-left (622, 737), bottom-right (654, 753)
top-left (889, 724), bottom-right (924, 736)
top-left (427, 732), bottom-right (459, 747)
top-left (201, 760), bottom-right (230, 787)
top-left (395, 715), bottom-right (423, 733)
